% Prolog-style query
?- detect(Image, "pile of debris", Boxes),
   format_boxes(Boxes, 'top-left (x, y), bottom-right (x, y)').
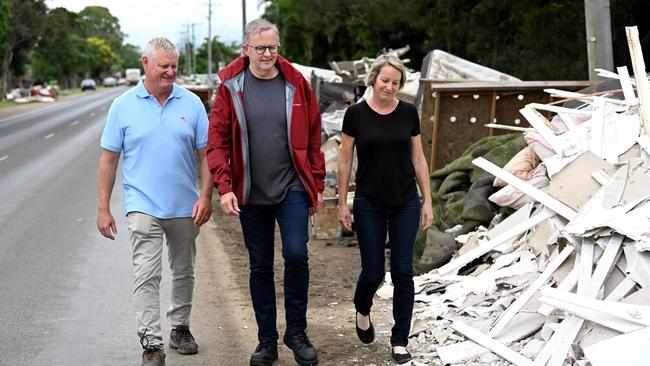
top-left (8, 83), bottom-right (58, 104)
top-left (378, 26), bottom-right (650, 366)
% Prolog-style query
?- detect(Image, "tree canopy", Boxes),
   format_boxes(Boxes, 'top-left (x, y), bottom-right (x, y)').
top-left (0, 1), bottom-right (247, 95)
top-left (78, 6), bottom-right (124, 52)
top-left (1, 2), bottom-right (140, 93)
top-left (1, 0), bottom-right (47, 96)
top-left (31, 8), bottom-right (86, 85)
top-left (263, 0), bottom-right (650, 80)
top-left (194, 37), bottom-right (240, 74)
top-left (2, 0), bottom-right (649, 98)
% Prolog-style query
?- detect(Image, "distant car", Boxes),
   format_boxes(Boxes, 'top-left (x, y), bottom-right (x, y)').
top-left (102, 77), bottom-right (117, 87)
top-left (116, 77), bottom-right (127, 86)
top-left (81, 79), bottom-right (96, 91)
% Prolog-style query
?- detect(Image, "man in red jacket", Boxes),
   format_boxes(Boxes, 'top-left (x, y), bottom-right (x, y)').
top-left (207, 18), bottom-right (324, 366)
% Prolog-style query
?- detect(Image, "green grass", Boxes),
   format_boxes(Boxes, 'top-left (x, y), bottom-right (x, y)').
top-left (60, 87), bottom-right (82, 96)
top-left (0, 100), bottom-right (15, 109)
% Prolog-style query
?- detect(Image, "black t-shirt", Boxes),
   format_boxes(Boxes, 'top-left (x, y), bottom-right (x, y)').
top-left (342, 100), bottom-right (420, 205)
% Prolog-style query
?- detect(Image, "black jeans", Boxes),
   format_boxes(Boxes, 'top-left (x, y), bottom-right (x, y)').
top-left (352, 193), bottom-right (420, 347)
top-left (239, 191), bottom-right (310, 343)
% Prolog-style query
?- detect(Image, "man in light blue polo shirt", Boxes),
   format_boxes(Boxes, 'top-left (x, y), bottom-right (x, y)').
top-left (97, 37), bottom-right (211, 366)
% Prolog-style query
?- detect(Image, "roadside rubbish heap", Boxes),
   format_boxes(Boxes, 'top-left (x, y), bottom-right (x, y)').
top-left (376, 26), bottom-right (650, 366)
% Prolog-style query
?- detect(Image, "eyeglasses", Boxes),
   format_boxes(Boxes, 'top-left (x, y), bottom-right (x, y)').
top-left (247, 44), bottom-right (280, 55)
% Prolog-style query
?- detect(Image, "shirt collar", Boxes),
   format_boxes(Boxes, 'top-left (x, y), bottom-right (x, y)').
top-left (135, 80), bottom-right (182, 99)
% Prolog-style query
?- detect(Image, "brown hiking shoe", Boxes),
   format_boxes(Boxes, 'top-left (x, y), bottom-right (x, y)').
top-left (141, 346), bottom-right (165, 366)
top-left (169, 325), bottom-right (198, 354)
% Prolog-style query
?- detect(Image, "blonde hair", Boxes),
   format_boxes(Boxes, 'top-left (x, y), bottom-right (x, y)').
top-left (365, 55), bottom-right (406, 90)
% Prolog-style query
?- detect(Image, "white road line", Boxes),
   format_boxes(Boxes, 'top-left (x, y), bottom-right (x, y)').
top-left (101, 106), bottom-right (107, 111)
top-left (0, 155), bottom-right (8, 162)
top-left (44, 133), bottom-right (55, 140)
top-left (90, 112), bottom-right (96, 117)
top-left (70, 120), bottom-right (79, 126)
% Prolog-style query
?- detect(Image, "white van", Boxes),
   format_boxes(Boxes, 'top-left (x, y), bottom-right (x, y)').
top-left (125, 68), bottom-right (141, 85)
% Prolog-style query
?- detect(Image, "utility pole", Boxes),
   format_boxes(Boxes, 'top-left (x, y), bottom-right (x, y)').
top-left (242, 0), bottom-right (247, 44)
top-left (191, 23), bottom-right (197, 75)
top-left (584, 0), bottom-right (614, 80)
top-left (207, 0), bottom-right (213, 85)
top-left (181, 25), bottom-right (191, 75)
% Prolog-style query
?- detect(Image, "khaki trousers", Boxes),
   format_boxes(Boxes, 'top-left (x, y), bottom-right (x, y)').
top-left (127, 212), bottom-right (199, 346)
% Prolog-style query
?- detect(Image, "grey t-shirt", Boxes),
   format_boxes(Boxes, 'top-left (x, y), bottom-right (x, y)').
top-left (243, 68), bottom-right (304, 205)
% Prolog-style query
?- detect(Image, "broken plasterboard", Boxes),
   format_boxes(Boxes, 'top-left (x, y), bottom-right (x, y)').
top-left (543, 151), bottom-right (614, 212)
top-left (584, 326), bottom-right (650, 366)
top-left (435, 208), bottom-right (555, 276)
top-left (563, 163), bottom-right (650, 240)
top-left (486, 203), bottom-right (534, 241)
top-left (436, 312), bottom-right (545, 365)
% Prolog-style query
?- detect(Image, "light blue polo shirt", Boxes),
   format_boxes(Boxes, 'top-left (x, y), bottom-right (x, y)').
top-left (100, 81), bottom-right (208, 218)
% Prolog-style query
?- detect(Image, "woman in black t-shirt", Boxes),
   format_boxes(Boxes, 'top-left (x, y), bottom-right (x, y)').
top-left (338, 55), bottom-right (433, 364)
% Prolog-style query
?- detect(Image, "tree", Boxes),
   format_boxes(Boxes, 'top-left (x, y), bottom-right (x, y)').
top-left (79, 6), bottom-right (131, 76)
top-left (265, 0), bottom-right (359, 67)
top-left (194, 36), bottom-right (239, 74)
top-left (465, 0), bottom-right (586, 80)
top-left (78, 6), bottom-right (124, 52)
top-left (265, 0), bottom-right (436, 70)
top-left (262, 0), bottom-right (648, 81)
top-left (32, 7), bottom-right (87, 88)
top-left (119, 43), bottom-right (142, 70)
top-left (421, 0), bottom-right (476, 61)
top-left (0, 2), bottom-right (11, 65)
top-left (0, 3), bottom-right (10, 96)
top-left (610, 0), bottom-right (650, 68)
top-left (84, 36), bottom-right (120, 78)
top-left (1, 0), bottom-right (47, 96)
top-left (512, 1), bottom-right (586, 79)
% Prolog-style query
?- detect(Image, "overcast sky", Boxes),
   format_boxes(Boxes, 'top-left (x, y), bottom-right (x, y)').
top-left (46, 0), bottom-right (266, 50)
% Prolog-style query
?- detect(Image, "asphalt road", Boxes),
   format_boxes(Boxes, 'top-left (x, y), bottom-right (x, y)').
top-left (0, 87), bottom-right (401, 366)
top-left (0, 87), bottom-right (154, 365)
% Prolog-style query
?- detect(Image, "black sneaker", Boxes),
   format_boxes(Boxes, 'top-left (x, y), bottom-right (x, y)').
top-left (250, 342), bottom-right (278, 366)
top-left (283, 330), bottom-right (318, 366)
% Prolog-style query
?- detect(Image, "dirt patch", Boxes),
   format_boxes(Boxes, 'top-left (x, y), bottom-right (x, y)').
top-left (171, 199), bottom-right (400, 365)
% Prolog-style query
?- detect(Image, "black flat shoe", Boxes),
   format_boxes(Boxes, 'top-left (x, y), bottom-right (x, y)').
top-left (391, 348), bottom-right (412, 364)
top-left (355, 311), bottom-right (374, 344)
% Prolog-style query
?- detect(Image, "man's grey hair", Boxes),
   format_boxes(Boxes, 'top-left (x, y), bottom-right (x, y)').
top-left (143, 37), bottom-right (178, 59)
top-left (244, 18), bottom-right (280, 43)
top-left (365, 55), bottom-right (407, 90)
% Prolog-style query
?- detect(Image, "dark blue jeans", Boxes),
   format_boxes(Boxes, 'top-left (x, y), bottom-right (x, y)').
top-left (239, 191), bottom-right (310, 343)
top-left (353, 193), bottom-right (420, 347)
